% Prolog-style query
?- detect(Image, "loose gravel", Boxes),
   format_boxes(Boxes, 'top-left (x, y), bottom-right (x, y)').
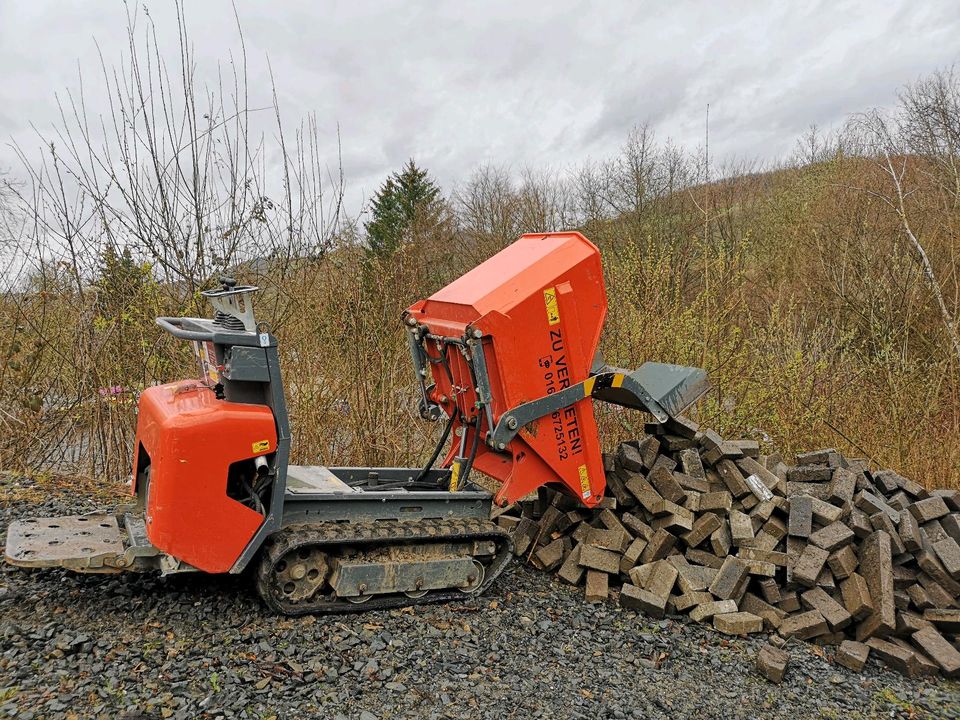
top-left (1, 479), bottom-right (958, 720)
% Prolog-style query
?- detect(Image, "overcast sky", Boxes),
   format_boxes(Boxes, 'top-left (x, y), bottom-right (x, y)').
top-left (1, 1), bottom-right (958, 213)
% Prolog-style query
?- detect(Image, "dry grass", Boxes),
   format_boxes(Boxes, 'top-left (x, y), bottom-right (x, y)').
top-left (1, 9), bottom-right (959, 491)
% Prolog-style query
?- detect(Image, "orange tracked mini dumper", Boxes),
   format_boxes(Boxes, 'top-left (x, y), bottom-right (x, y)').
top-left (4, 232), bottom-right (708, 614)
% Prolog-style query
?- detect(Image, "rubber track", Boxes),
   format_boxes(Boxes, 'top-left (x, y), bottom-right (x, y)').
top-left (254, 517), bottom-right (513, 616)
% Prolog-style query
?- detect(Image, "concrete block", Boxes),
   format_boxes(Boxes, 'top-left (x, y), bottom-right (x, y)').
top-left (856, 531), bottom-right (896, 640)
top-left (795, 448), bottom-right (835, 465)
top-left (749, 498), bottom-right (778, 524)
top-left (873, 469), bottom-right (901, 494)
top-left (809, 521), bottom-right (855, 552)
top-left (535, 538), bottom-right (566, 571)
top-left (584, 570), bottom-right (608, 603)
top-left (557, 543), bottom-right (585, 585)
top-left (778, 610), bottom-right (828, 640)
top-left (847, 508), bottom-right (873, 540)
top-left (738, 547), bottom-right (788, 567)
top-left (870, 512), bottom-right (906, 556)
top-left (917, 574), bottom-right (957, 609)
top-left (912, 626), bottom-right (960, 677)
top-left (810, 497), bottom-right (844, 525)
top-left (618, 442), bottom-right (647, 472)
top-left (709, 556), bottom-right (749, 600)
top-left (906, 583), bottom-right (934, 611)
top-left (598, 508), bottom-right (630, 535)
top-left (895, 472), bottom-right (929, 499)
top-left (896, 610), bottom-right (933, 636)
top-left (931, 488), bottom-right (960, 510)
top-left (652, 454), bottom-right (677, 475)
top-left (620, 512), bottom-right (654, 541)
top-left (710, 522), bottom-right (732, 557)
top-left (788, 465), bottom-right (833, 482)
top-left (620, 583), bottom-right (668, 617)
top-left (743, 559), bottom-right (777, 577)
top-left (579, 545), bottom-right (621, 575)
top-left (641, 560), bottom-right (679, 600)
top-left (683, 512), bottom-right (722, 548)
top-left (676, 563), bottom-right (717, 594)
top-left (793, 544), bottom-right (830, 588)
top-left (828, 467), bottom-right (857, 505)
top-left (571, 522), bottom-right (592, 545)
top-left (788, 495), bottom-right (813, 538)
top-left (652, 510), bottom-right (694, 535)
top-left (942, 513), bottom-right (960, 544)
top-left (639, 528), bottom-right (677, 564)
top-left (924, 608), bottom-right (960, 634)
top-left (675, 471), bottom-right (709, 494)
top-left (759, 578), bottom-right (782, 605)
top-left (892, 638), bottom-right (940, 676)
top-left (648, 465), bottom-right (687, 505)
top-left (856, 490), bottom-right (900, 524)
top-left (827, 545), bottom-right (859, 579)
top-left (585, 527), bottom-right (630, 553)
top-left (699, 491), bottom-right (733, 513)
top-left (777, 591), bottom-right (801, 613)
top-left (737, 456), bottom-right (784, 495)
top-left (685, 548), bottom-right (724, 569)
top-left (922, 519), bottom-right (949, 544)
top-left (619, 538), bottom-right (648, 575)
top-left (835, 640), bottom-right (870, 672)
top-left (916, 548), bottom-right (960, 596)
top-left (679, 448), bottom-right (707, 483)
top-left (689, 599), bottom-right (738, 623)
top-left (909, 496), bottom-right (950, 523)
top-left (897, 511), bottom-right (923, 552)
top-left (716, 459), bottom-right (750, 498)
top-left (756, 644), bottom-right (790, 683)
top-left (496, 514), bottom-right (521, 532)
top-left (511, 517), bottom-right (538, 556)
top-left (933, 537), bottom-right (960, 580)
top-left (699, 428), bottom-right (725, 451)
top-left (729, 510), bottom-right (755, 546)
top-left (841, 573), bottom-right (875, 621)
top-left (673, 591), bottom-right (714, 612)
top-left (730, 439), bottom-right (760, 457)
top-left (714, 611), bottom-right (763, 635)
top-left (628, 563), bottom-right (653, 588)
top-left (741, 591), bottom-right (786, 630)
top-left (865, 638), bottom-right (922, 678)
top-left (801, 587), bottom-right (853, 630)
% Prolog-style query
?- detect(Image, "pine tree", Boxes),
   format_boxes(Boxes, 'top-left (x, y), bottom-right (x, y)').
top-left (365, 159), bottom-right (443, 255)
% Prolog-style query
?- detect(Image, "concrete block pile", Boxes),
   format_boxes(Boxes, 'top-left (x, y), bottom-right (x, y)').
top-left (495, 419), bottom-right (960, 680)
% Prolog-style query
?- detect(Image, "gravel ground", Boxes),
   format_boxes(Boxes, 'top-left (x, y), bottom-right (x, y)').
top-left (1, 478), bottom-right (959, 720)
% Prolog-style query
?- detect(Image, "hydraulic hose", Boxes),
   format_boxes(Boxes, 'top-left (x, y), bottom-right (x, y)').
top-left (456, 416), bottom-right (482, 491)
top-left (414, 411), bottom-right (456, 483)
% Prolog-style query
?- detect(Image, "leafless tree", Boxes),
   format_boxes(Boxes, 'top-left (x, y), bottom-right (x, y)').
top-left (848, 109), bottom-right (960, 365)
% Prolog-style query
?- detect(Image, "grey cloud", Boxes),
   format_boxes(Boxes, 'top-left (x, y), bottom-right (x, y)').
top-left (0, 0), bottom-right (958, 212)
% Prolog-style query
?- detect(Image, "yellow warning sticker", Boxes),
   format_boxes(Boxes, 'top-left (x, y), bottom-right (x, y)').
top-left (449, 460), bottom-right (462, 491)
top-left (543, 287), bottom-right (561, 326)
top-left (252, 439), bottom-right (270, 454)
top-left (583, 376), bottom-right (596, 397)
top-left (578, 463), bottom-right (591, 499)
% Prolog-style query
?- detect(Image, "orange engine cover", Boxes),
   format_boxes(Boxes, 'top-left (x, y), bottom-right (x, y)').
top-left (131, 382), bottom-right (276, 573)
top-left (407, 232), bottom-right (608, 507)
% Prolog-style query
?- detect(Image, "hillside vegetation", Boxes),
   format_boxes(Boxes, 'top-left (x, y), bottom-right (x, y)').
top-left (1, 18), bottom-right (959, 490)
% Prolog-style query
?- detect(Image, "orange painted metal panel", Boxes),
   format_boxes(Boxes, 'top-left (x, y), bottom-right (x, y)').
top-left (131, 382), bottom-right (276, 573)
top-left (408, 232), bottom-right (608, 507)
